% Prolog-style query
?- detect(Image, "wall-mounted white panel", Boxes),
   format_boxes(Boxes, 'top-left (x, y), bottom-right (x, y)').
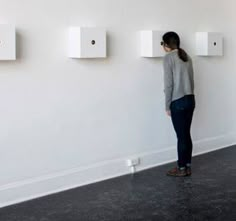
top-left (196, 32), bottom-right (223, 56)
top-left (0, 25), bottom-right (16, 60)
top-left (140, 30), bottom-right (166, 57)
top-left (68, 27), bottom-right (107, 58)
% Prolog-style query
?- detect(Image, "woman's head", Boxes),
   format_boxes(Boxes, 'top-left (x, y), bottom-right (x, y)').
top-left (162, 31), bottom-right (188, 62)
top-left (162, 32), bottom-right (180, 51)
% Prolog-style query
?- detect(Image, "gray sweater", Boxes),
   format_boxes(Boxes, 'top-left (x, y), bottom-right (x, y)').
top-left (163, 49), bottom-right (194, 111)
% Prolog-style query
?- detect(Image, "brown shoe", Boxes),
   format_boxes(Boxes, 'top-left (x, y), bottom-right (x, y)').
top-left (166, 167), bottom-right (187, 177)
top-left (186, 167), bottom-right (192, 176)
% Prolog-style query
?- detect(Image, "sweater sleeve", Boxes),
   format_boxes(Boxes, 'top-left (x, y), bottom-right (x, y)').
top-left (189, 58), bottom-right (195, 93)
top-left (163, 56), bottom-right (173, 111)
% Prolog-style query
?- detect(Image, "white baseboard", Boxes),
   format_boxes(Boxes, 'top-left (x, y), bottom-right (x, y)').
top-left (0, 132), bottom-right (235, 208)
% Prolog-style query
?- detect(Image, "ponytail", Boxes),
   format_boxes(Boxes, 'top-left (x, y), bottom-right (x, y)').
top-left (178, 48), bottom-right (188, 62)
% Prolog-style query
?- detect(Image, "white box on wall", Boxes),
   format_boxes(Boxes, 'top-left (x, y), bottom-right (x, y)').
top-left (68, 27), bottom-right (107, 58)
top-left (140, 30), bottom-right (166, 57)
top-left (0, 24), bottom-right (16, 60)
top-left (196, 32), bottom-right (223, 56)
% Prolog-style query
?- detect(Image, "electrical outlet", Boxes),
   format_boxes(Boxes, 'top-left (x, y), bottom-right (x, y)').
top-left (126, 158), bottom-right (141, 167)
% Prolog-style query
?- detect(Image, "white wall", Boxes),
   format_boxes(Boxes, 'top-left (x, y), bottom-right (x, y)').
top-left (0, 0), bottom-right (236, 207)
top-left (230, 2), bottom-right (236, 133)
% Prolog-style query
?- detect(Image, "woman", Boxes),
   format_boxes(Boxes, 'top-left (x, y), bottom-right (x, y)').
top-left (162, 32), bottom-right (195, 177)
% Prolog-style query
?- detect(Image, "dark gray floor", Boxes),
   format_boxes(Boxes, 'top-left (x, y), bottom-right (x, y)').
top-left (0, 146), bottom-right (236, 221)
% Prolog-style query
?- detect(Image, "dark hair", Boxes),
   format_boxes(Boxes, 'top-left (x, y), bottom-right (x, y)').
top-left (162, 32), bottom-right (188, 62)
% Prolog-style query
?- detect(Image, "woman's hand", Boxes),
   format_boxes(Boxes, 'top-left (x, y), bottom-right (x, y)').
top-left (166, 110), bottom-right (171, 116)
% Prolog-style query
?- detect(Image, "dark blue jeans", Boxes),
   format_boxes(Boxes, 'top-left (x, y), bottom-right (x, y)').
top-left (170, 95), bottom-right (195, 168)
